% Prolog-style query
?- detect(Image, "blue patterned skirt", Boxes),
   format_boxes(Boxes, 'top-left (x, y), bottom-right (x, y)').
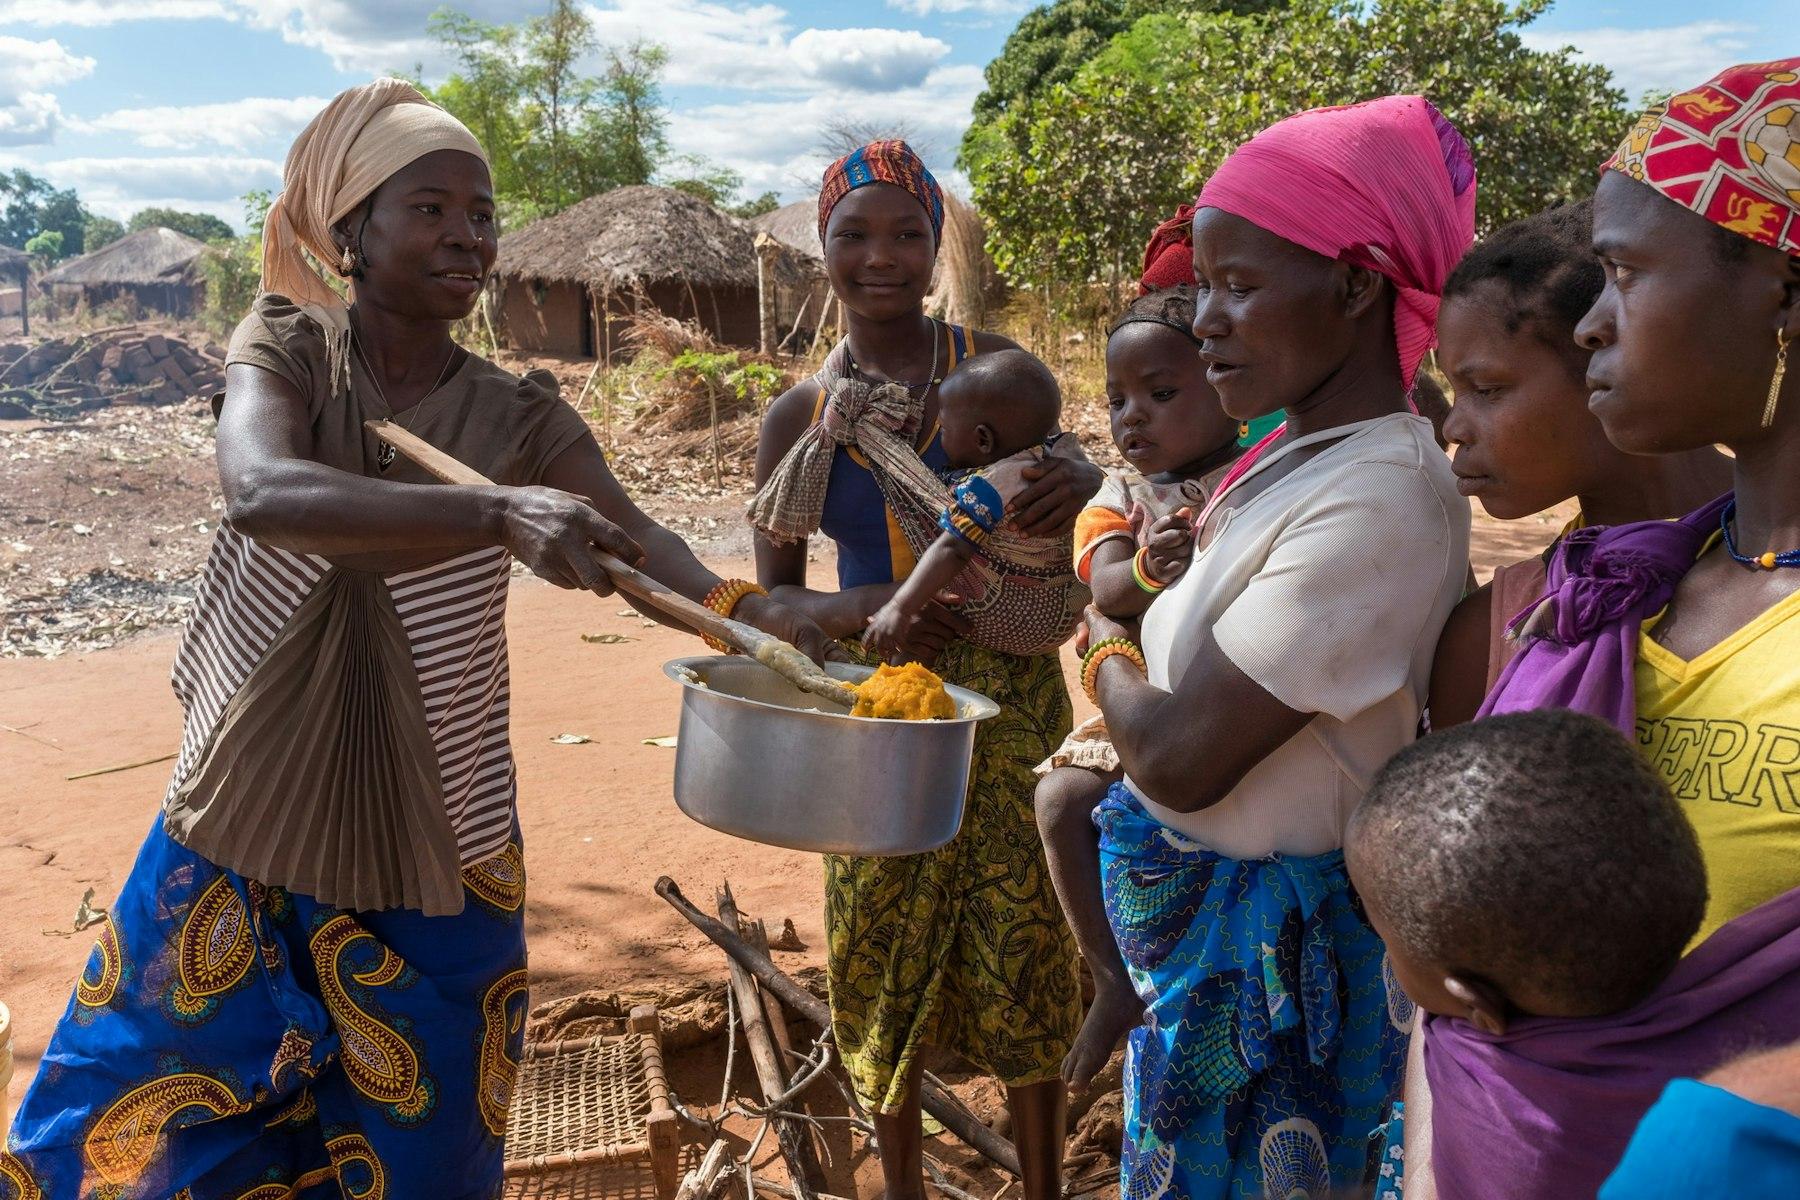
top-left (1097, 784), bottom-right (1404, 1200)
top-left (2, 818), bottom-right (528, 1200)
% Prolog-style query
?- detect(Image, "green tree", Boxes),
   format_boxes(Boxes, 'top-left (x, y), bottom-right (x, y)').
top-left (24, 229), bottom-right (64, 261)
top-left (580, 40), bottom-right (670, 193)
top-left (128, 207), bottom-right (235, 242)
top-left (730, 191), bottom-right (781, 220)
top-left (199, 190), bottom-right (277, 332)
top-left (429, 4), bottom-right (671, 221)
top-left (84, 214), bottom-right (125, 252)
top-left (0, 170), bottom-right (90, 255)
top-left (970, 0), bottom-right (1628, 304)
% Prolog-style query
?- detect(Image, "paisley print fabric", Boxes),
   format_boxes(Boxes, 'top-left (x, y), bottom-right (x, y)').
top-left (5, 818), bottom-right (527, 1200)
top-left (826, 639), bottom-right (1082, 1112)
top-left (1097, 784), bottom-right (1402, 1199)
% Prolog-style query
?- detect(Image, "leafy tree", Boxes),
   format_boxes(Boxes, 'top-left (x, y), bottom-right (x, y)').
top-left (199, 190), bottom-right (278, 333)
top-left (730, 191), bottom-right (781, 220)
top-left (84, 214), bottom-right (125, 252)
top-left (128, 207), bottom-right (235, 243)
top-left (429, 5), bottom-right (670, 221)
top-left (580, 41), bottom-right (670, 194)
top-left (0, 169), bottom-right (90, 255)
top-left (24, 230), bottom-right (64, 261)
top-left (970, 0), bottom-right (1628, 304)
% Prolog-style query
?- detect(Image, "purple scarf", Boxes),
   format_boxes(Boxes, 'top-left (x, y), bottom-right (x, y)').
top-left (1477, 493), bottom-right (1732, 734)
top-left (1422, 883), bottom-right (1800, 1200)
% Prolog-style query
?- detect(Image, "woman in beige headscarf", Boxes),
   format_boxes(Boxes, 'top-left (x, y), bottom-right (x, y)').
top-left (1, 79), bottom-right (833, 1200)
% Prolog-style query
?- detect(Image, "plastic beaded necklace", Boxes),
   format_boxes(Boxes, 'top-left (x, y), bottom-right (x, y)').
top-left (1721, 500), bottom-right (1800, 570)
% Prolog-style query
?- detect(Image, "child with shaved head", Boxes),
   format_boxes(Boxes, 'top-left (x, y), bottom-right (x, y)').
top-left (863, 348), bottom-right (1080, 659)
top-left (1350, 709), bottom-right (1800, 1200)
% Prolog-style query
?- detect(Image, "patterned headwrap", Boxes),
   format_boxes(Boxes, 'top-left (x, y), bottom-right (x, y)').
top-left (1604, 58), bottom-right (1800, 256)
top-left (1198, 95), bottom-right (1477, 391)
top-left (817, 139), bottom-right (945, 248)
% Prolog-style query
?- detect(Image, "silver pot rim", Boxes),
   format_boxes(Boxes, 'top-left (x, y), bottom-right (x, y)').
top-left (662, 655), bottom-right (1001, 725)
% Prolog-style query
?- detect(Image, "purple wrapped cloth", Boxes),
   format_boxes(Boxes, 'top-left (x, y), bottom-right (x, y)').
top-left (1422, 883), bottom-right (1800, 1199)
top-left (1477, 493), bottom-right (1731, 734)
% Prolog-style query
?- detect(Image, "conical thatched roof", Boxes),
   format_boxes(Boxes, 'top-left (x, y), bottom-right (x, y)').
top-left (751, 200), bottom-right (822, 261)
top-left (0, 244), bottom-right (29, 273)
top-left (497, 185), bottom-right (762, 292)
top-left (41, 227), bottom-right (206, 287)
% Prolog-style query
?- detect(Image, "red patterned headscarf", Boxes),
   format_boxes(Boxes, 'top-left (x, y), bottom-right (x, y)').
top-left (1605, 58), bottom-right (1800, 256)
top-left (817, 139), bottom-right (945, 248)
top-left (1139, 202), bottom-right (1199, 292)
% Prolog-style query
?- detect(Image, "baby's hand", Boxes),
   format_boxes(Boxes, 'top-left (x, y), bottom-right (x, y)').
top-left (863, 602), bottom-right (911, 664)
top-left (1143, 510), bottom-right (1196, 585)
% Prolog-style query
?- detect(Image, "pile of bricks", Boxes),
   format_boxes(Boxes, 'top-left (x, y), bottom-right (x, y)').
top-left (0, 328), bottom-right (226, 417)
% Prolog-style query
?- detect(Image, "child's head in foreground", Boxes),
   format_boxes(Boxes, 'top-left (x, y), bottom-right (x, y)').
top-left (936, 347), bottom-right (1062, 469)
top-left (1345, 708), bottom-right (1707, 1034)
top-left (1105, 286), bottom-right (1238, 478)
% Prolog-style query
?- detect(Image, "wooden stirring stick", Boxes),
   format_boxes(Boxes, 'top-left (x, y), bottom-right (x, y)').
top-left (365, 419), bottom-right (858, 709)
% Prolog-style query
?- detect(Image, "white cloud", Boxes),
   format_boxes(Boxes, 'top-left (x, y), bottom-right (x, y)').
top-left (0, 36), bottom-right (96, 146)
top-left (74, 96), bottom-right (327, 152)
top-left (584, 0), bottom-right (793, 89)
top-left (25, 154), bottom-right (281, 220)
top-left (0, 0), bottom-right (230, 24)
top-left (886, 0), bottom-right (1025, 14)
top-left (1521, 21), bottom-right (1756, 105)
top-left (791, 28), bottom-right (949, 92)
top-left (665, 62), bottom-right (981, 198)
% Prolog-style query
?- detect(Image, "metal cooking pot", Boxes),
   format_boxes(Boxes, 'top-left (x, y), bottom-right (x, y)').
top-left (663, 656), bottom-right (1001, 856)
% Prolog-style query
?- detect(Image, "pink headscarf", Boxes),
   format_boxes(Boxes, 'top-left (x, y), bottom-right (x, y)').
top-left (1197, 95), bottom-right (1477, 390)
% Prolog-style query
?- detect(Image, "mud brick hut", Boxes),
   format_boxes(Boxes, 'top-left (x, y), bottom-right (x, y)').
top-left (0, 244), bottom-right (29, 334)
top-left (39, 227), bottom-right (208, 318)
top-left (497, 185), bottom-right (784, 358)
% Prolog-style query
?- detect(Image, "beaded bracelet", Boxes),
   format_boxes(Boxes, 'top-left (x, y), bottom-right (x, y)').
top-left (1080, 636), bottom-right (1146, 706)
top-left (1131, 546), bottom-right (1168, 594)
top-left (701, 579), bottom-right (768, 653)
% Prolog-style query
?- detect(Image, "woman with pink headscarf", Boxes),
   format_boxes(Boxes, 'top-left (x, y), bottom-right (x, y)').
top-left (1077, 97), bottom-right (1475, 1197)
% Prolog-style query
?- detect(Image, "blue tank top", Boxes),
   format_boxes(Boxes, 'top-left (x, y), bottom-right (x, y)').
top-left (818, 323), bottom-right (972, 589)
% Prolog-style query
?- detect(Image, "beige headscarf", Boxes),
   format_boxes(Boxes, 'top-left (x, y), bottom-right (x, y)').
top-left (261, 78), bottom-right (489, 310)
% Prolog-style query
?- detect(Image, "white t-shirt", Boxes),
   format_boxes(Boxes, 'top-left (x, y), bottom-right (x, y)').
top-left (1128, 413), bottom-right (1469, 859)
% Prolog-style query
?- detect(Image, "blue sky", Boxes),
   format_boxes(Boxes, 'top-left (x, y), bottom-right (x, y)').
top-left (0, 0), bottom-right (1788, 231)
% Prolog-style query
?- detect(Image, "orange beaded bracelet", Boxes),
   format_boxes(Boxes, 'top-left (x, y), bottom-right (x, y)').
top-left (1080, 637), bottom-right (1146, 706)
top-left (700, 579), bottom-right (767, 653)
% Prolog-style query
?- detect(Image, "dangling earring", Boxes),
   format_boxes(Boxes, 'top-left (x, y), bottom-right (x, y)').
top-left (338, 245), bottom-right (355, 276)
top-left (1766, 332), bottom-right (1791, 429)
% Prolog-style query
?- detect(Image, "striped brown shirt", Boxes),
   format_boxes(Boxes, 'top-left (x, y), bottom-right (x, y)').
top-left (165, 526), bottom-right (519, 864)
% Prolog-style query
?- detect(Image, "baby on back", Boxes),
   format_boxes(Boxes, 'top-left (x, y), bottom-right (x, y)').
top-left (1347, 709), bottom-right (1800, 1199)
top-left (862, 348), bottom-right (1076, 659)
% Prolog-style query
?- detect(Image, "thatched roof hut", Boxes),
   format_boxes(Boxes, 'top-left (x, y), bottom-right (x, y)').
top-left (40, 227), bottom-right (207, 317)
top-left (750, 201), bottom-right (822, 262)
top-left (497, 185), bottom-right (784, 354)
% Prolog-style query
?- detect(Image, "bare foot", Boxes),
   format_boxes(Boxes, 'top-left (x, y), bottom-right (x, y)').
top-left (1062, 978), bottom-right (1143, 1093)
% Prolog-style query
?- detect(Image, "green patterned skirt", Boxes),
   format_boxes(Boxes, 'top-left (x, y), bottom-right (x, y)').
top-left (826, 641), bottom-right (1082, 1113)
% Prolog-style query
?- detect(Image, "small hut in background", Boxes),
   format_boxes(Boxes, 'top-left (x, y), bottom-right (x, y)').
top-left (39, 227), bottom-right (207, 318)
top-left (750, 202), bottom-right (833, 351)
top-left (750, 191), bottom-right (1002, 335)
top-left (0, 245), bottom-right (29, 334)
top-left (497, 185), bottom-right (790, 358)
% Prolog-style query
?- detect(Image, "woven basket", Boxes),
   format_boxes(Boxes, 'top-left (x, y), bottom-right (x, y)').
top-left (503, 1005), bottom-right (682, 1200)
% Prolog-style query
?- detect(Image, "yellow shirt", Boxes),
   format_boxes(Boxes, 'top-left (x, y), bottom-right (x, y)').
top-left (1636, 553), bottom-right (1800, 944)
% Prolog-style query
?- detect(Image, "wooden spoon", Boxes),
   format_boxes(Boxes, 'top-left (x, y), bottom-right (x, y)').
top-left (365, 419), bottom-right (859, 709)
